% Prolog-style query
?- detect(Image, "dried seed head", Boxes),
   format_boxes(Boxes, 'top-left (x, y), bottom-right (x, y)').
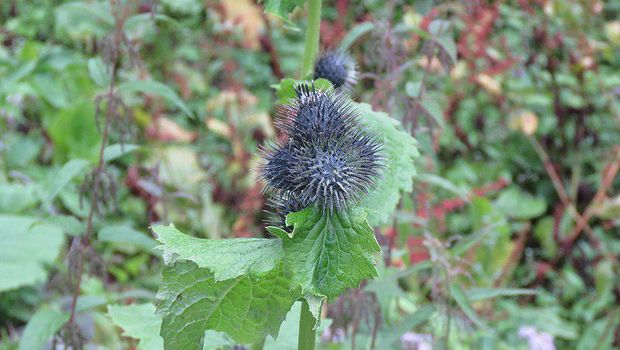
top-left (314, 51), bottom-right (358, 89)
top-left (260, 83), bottom-right (383, 218)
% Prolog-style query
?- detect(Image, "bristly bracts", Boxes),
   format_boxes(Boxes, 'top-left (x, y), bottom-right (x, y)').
top-left (259, 83), bottom-right (383, 227)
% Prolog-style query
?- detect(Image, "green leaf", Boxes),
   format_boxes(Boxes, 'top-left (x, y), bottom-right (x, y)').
top-left (365, 266), bottom-right (408, 313)
top-left (0, 60), bottom-right (38, 94)
top-left (32, 74), bottom-right (69, 108)
top-left (304, 294), bottom-right (324, 328)
top-left (449, 224), bottom-right (497, 257)
top-left (576, 314), bottom-right (618, 350)
top-left (0, 184), bottom-right (39, 214)
top-left (118, 80), bottom-right (193, 118)
top-left (153, 224), bottom-right (283, 281)
top-left (47, 101), bottom-right (101, 163)
top-left (450, 284), bottom-right (488, 329)
top-left (44, 159), bottom-right (90, 204)
top-left (418, 96), bottom-right (445, 128)
top-left (158, 0), bottom-right (202, 16)
top-left (405, 81), bottom-right (422, 97)
top-left (18, 308), bottom-right (69, 350)
top-left (47, 215), bottom-right (84, 236)
top-left (4, 133), bottom-right (43, 169)
top-left (465, 288), bottom-right (538, 302)
top-left (55, 1), bottom-right (114, 33)
top-left (103, 144), bottom-right (139, 163)
top-left (267, 226), bottom-right (291, 239)
top-left (503, 305), bottom-right (578, 340)
top-left (594, 259), bottom-right (615, 295)
top-left (88, 57), bottom-right (109, 86)
top-left (534, 216), bottom-right (557, 258)
top-left (428, 19), bottom-right (450, 36)
top-left (123, 13), bottom-right (178, 32)
top-left (356, 103), bottom-right (419, 226)
top-left (108, 303), bottom-right (163, 350)
top-left (263, 302), bottom-right (303, 350)
top-left (376, 305), bottom-right (435, 349)
top-left (468, 197), bottom-right (512, 285)
top-left (312, 79), bottom-right (332, 92)
top-left (394, 24), bottom-right (431, 39)
top-left (339, 22), bottom-right (375, 51)
top-left (0, 216), bottom-right (65, 292)
top-left (202, 330), bottom-right (235, 349)
top-left (261, 0), bottom-right (305, 20)
top-left (273, 78), bottom-right (296, 104)
top-left (99, 225), bottom-right (158, 252)
top-left (109, 301), bottom-right (233, 350)
top-left (264, 301), bottom-right (332, 350)
top-left (156, 260), bottom-right (298, 348)
top-left (274, 206), bottom-right (381, 299)
top-left (273, 78), bottom-right (332, 104)
top-left (434, 36), bottom-right (457, 70)
top-left (365, 261), bottom-right (432, 315)
top-left (495, 186), bottom-right (547, 220)
top-left (416, 173), bottom-right (468, 199)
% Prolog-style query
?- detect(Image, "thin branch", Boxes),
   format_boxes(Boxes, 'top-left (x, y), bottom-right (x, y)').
top-left (259, 12), bottom-right (284, 80)
top-left (529, 137), bottom-right (597, 243)
top-left (66, 0), bottom-right (129, 330)
top-left (494, 224), bottom-right (530, 287)
top-left (564, 146), bottom-right (620, 244)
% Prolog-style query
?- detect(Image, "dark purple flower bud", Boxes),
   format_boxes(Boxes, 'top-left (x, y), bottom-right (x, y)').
top-left (314, 51), bottom-right (358, 89)
top-left (260, 83), bottom-right (383, 220)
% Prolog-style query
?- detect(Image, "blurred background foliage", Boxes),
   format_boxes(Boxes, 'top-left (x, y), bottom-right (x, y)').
top-left (1, 0), bottom-right (620, 349)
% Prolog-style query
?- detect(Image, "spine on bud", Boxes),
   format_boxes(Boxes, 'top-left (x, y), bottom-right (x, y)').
top-left (259, 83), bottom-right (383, 227)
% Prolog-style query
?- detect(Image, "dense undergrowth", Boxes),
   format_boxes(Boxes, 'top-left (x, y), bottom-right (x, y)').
top-left (1, 0), bottom-right (620, 349)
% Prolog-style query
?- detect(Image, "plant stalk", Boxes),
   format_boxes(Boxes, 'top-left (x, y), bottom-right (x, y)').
top-left (67, 1), bottom-right (127, 327)
top-left (301, 0), bottom-right (322, 78)
top-left (298, 1), bottom-right (321, 346)
top-left (298, 299), bottom-right (316, 350)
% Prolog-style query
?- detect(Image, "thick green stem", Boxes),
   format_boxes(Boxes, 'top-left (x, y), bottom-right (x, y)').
top-left (301, 0), bottom-right (322, 78)
top-left (298, 299), bottom-right (316, 350)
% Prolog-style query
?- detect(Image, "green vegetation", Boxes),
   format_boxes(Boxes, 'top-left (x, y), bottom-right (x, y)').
top-left (1, 0), bottom-right (620, 349)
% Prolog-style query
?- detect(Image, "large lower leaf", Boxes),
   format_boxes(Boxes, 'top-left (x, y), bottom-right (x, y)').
top-left (0, 216), bottom-right (65, 292)
top-left (355, 102), bottom-right (419, 226)
top-left (269, 206), bottom-right (381, 299)
top-left (156, 261), bottom-right (298, 349)
top-left (152, 224), bottom-right (283, 281)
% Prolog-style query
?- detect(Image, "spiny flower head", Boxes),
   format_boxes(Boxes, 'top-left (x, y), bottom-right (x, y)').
top-left (260, 83), bottom-right (383, 220)
top-left (314, 51), bottom-right (358, 89)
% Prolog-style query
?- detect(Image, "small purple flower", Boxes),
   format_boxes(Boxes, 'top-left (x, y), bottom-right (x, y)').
top-left (400, 332), bottom-right (433, 350)
top-left (518, 325), bottom-right (555, 350)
